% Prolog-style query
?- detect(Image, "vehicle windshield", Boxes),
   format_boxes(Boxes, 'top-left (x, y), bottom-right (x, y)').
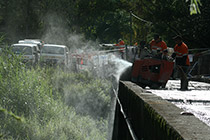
top-left (12, 46), bottom-right (32, 55)
top-left (41, 46), bottom-right (64, 54)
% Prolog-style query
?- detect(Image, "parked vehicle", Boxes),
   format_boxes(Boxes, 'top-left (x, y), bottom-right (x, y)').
top-left (40, 44), bottom-right (69, 67)
top-left (11, 43), bottom-right (40, 66)
top-left (18, 39), bottom-right (44, 50)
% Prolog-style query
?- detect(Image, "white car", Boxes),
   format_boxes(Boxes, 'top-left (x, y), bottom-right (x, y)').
top-left (40, 44), bottom-right (69, 66)
top-left (11, 43), bottom-right (40, 65)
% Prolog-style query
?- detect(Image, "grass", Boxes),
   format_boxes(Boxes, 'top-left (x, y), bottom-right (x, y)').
top-left (0, 47), bottom-right (112, 140)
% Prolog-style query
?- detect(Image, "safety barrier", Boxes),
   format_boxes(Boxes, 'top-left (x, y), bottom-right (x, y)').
top-left (112, 81), bottom-right (210, 140)
top-left (69, 45), bottom-right (136, 71)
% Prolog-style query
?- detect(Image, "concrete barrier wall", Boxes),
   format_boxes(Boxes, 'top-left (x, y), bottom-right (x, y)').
top-left (112, 81), bottom-right (210, 140)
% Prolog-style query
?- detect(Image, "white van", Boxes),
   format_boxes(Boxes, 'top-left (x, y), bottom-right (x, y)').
top-left (40, 44), bottom-right (69, 66)
top-left (11, 43), bottom-right (40, 65)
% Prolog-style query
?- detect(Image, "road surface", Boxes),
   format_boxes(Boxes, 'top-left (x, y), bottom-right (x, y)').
top-left (148, 80), bottom-right (210, 127)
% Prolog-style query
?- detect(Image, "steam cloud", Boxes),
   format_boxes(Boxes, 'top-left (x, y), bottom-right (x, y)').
top-left (41, 13), bottom-right (132, 140)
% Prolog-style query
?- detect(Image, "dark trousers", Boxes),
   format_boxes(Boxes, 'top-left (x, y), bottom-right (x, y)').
top-left (177, 66), bottom-right (189, 90)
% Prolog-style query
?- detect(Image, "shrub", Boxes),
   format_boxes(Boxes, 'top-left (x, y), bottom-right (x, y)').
top-left (0, 48), bottom-right (111, 140)
top-left (51, 70), bottom-right (112, 120)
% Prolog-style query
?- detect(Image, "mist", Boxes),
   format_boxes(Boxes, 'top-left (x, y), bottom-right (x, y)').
top-left (41, 12), bottom-right (99, 52)
top-left (39, 13), bottom-right (133, 139)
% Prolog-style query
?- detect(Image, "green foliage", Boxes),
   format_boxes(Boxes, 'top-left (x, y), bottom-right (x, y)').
top-left (76, 0), bottom-right (131, 43)
top-left (49, 70), bottom-right (111, 120)
top-left (0, 49), bottom-right (110, 139)
top-left (129, 0), bottom-right (209, 49)
top-left (189, 0), bottom-right (202, 15)
top-left (0, 0), bottom-right (209, 48)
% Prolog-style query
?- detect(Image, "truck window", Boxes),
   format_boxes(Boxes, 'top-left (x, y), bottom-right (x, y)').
top-left (41, 46), bottom-right (64, 55)
top-left (12, 46), bottom-right (32, 55)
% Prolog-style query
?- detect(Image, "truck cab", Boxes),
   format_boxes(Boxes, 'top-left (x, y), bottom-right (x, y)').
top-left (11, 43), bottom-right (40, 66)
top-left (40, 44), bottom-right (69, 67)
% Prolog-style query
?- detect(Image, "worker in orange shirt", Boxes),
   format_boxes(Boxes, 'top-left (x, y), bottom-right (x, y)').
top-left (149, 34), bottom-right (168, 58)
top-left (134, 42), bottom-right (138, 46)
top-left (115, 39), bottom-right (125, 59)
top-left (172, 35), bottom-right (190, 90)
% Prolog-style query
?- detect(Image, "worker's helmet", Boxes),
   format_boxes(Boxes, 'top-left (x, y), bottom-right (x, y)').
top-left (153, 34), bottom-right (160, 40)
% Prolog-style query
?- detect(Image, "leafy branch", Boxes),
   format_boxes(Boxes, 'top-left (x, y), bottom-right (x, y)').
top-left (187, 0), bottom-right (202, 15)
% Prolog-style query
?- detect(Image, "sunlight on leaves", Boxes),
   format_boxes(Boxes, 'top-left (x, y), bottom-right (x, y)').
top-left (190, 0), bottom-right (202, 15)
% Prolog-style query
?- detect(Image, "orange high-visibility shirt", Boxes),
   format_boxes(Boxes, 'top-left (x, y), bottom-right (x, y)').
top-left (174, 42), bottom-right (190, 66)
top-left (150, 40), bottom-right (167, 52)
top-left (115, 40), bottom-right (125, 46)
top-left (115, 40), bottom-right (125, 52)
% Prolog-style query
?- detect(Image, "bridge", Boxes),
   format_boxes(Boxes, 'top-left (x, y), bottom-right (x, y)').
top-left (112, 81), bottom-right (210, 140)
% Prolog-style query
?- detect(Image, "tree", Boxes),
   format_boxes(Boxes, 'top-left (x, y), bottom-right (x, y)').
top-left (128, 0), bottom-right (210, 49)
top-left (76, 0), bottom-right (131, 43)
top-left (0, 0), bottom-right (209, 49)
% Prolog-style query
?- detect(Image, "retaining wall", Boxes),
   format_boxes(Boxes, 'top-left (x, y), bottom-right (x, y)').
top-left (112, 81), bottom-right (210, 140)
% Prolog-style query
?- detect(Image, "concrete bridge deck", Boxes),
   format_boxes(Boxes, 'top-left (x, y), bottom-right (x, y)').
top-left (149, 80), bottom-right (210, 127)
